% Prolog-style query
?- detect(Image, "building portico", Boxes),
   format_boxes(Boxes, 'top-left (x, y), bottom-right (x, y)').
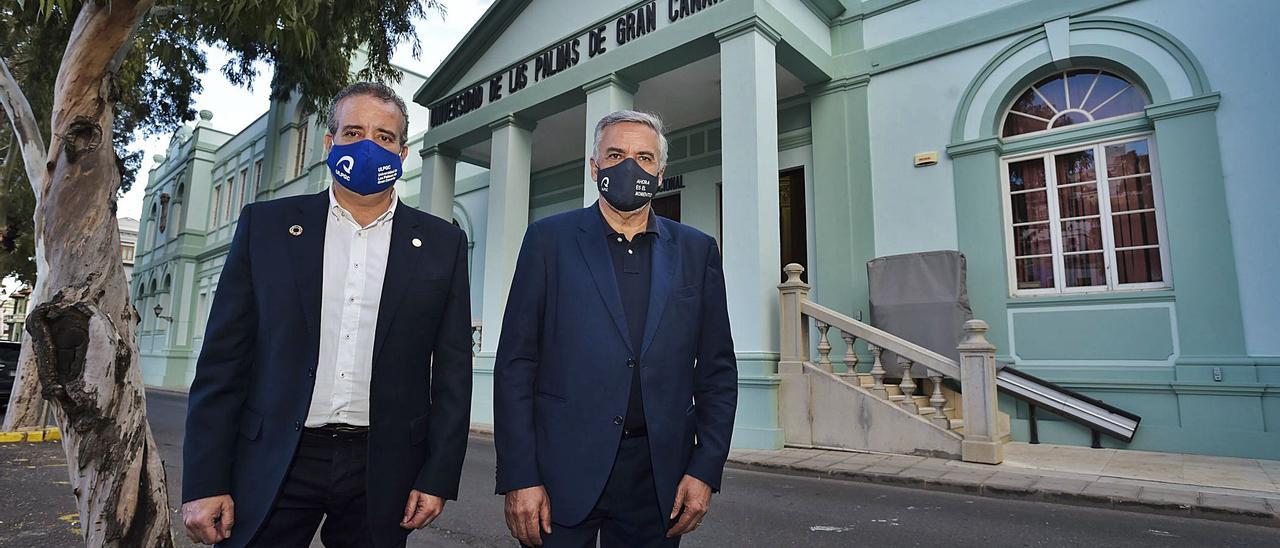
top-left (417, 1), bottom-right (832, 449)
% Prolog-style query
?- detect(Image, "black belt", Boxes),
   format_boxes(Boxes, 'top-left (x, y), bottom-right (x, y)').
top-left (621, 425), bottom-right (648, 439)
top-left (304, 424), bottom-right (369, 440)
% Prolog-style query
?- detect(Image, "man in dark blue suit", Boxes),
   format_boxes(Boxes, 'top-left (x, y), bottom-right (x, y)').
top-left (181, 82), bottom-right (473, 547)
top-left (494, 111), bottom-right (738, 547)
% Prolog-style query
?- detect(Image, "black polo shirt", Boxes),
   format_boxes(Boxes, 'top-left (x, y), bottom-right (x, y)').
top-left (601, 207), bottom-right (659, 431)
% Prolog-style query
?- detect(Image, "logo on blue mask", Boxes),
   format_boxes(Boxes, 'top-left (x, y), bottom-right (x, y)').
top-left (326, 139), bottom-right (403, 196)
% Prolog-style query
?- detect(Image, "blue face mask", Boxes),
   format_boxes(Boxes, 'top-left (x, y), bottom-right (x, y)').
top-left (326, 139), bottom-right (403, 196)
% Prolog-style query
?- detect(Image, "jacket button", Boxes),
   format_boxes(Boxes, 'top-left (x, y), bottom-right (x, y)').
top-left (294, 421), bottom-right (301, 431)
top-left (626, 358), bottom-right (636, 368)
top-left (308, 368), bottom-right (315, 377)
top-left (612, 416), bottom-right (623, 425)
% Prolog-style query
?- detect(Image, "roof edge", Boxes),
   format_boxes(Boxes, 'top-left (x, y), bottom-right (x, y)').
top-left (412, 0), bottom-right (533, 107)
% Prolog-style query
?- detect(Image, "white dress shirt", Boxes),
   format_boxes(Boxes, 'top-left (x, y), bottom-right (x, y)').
top-left (305, 187), bottom-right (397, 427)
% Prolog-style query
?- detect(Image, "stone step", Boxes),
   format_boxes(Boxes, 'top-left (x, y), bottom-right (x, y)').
top-left (911, 395), bottom-right (930, 408)
top-left (855, 373), bottom-right (875, 387)
top-left (949, 418), bottom-right (965, 432)
top-left (884, 385), bottom-right (902, 397)
top-left (916, 406), bottom-right (937, 417)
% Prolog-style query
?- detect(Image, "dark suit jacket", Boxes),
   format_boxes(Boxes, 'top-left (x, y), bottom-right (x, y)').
top-left (493, 205), bottom-right (737, 526)
top-left (182, 190), bottom-right (473, 548)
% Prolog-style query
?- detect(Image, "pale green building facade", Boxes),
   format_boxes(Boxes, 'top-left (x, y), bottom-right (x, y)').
top-left (135, 0), bottom-right (1280, 460)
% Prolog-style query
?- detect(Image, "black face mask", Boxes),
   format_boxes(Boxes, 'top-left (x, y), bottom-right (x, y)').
top-left (596, 157), bottom-right (657, 212)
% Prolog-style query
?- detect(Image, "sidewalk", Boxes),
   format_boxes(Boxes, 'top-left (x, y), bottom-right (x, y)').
top-left (727, 442), bottom-right (1280, 527)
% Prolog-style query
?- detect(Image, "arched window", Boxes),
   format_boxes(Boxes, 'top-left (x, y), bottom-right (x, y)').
top-left (1002, 70), bottom-right (1148, 138)
top-left (1000, 69), bottom-right (1169, 295)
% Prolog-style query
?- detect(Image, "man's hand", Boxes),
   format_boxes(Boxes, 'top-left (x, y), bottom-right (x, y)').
top-left (666, 475), bottom-right (712, 538)
top-left (402, 490), bottom-right (445, 530)
top-left (504, 485), bottom-right (552, 546)
top-left (182, 495), bottom-right (235, 545)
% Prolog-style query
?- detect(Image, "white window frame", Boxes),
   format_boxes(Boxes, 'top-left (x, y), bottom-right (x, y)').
top-left (1000, 132), bottom-right (1172, 297)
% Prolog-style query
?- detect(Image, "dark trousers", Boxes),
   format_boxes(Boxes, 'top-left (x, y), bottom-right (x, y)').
top-left (531, 436), bottom-right (680, 548)
top-left (249, 429), bottom-right (395, 548)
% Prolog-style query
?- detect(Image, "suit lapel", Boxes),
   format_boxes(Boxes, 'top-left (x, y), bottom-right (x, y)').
top-left (286, 192), bottom-right (329, 357)
top-left (576, 208), bottom-right (634, 355)
top-left (372, 204), bottom-right (424, 366)
top-left (639, 217), bottom-right (678, 358)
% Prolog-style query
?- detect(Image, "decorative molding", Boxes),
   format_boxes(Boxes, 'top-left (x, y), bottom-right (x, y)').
top-left (805, 75), bottom-right (870, 97)
top-left (1145, 93), bottom-right (1221, 121)
top-left (778, 129), bottom-right (812, 151)
top-left (714, 16), bottom-right (783, 45)
top-left (487, 114), bottom-right (537, 132)
top-left (421, 144), bottom-right (460, 159)
top-left (583, 73), bottom-right (639, 95)
top-left (945, 136), bottom-right (1002, 158)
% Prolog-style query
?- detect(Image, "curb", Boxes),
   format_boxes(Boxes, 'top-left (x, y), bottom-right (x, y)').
top-left (0, 427), bottom-right (62, 444)
top-left (726, 457), bottom-right (1280, 529)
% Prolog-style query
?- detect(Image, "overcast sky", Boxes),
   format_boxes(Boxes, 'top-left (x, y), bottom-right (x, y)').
top-left (115, 0), bottom-right (494, 221)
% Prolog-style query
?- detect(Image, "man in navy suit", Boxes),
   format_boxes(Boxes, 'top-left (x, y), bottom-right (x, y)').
top-left (180, 82), bottom-right (473, 547)
top-left (494, 110), bottom-right (738, 547)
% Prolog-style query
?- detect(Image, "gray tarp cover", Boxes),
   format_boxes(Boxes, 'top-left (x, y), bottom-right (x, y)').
top-left (867, 251), bottom-right (972, 378)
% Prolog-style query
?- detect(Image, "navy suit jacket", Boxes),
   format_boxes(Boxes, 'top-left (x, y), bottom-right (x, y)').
top-left (182, 190), bottom-right (473, 548)
top-left (493, 205), bottom-right (737, 526)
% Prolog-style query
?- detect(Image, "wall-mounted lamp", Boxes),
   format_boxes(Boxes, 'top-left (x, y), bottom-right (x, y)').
top-left (153, 304), bottom-right (173, 323)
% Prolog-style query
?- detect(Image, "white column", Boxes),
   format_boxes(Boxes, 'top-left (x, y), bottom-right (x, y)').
top-left (421, 145), bottom-right (458, 220)
top-left (717, 20), bottom-right (782, 363)
top-left (478, 116), bottom-right (534, 359)
top-left (582, 75), bottom-right (637, 206)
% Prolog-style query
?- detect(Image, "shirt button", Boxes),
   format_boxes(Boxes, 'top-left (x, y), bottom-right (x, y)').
top-left (616, 237), bottom-right (623, 243)
top-left (613, 416), bottom-right (624, 425)
top-left (344, 334), bottom-right (351, 340)
top-left (627, 249), bottom-right (634, 255)
top-left (627, 358), bottom-right (636, 368)
top-left (348, 297), bottom-right (356, 303)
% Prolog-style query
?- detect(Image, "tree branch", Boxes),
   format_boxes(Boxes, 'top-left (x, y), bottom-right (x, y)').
top-left (0, 55), bottom-right (47, 194)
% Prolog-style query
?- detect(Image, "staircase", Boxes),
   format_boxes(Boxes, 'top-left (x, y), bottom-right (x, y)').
top-left (778, 264), bottom-right (1009, 464)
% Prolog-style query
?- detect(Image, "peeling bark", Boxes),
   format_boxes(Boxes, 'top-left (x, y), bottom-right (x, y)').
top-left (3, 0), bottom-right (174, 546)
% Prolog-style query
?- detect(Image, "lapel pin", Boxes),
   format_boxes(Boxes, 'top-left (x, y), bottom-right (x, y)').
top-left (411, 238), bottom-right (422, 248)
top-left (289, 225), bottom-right (303, 236)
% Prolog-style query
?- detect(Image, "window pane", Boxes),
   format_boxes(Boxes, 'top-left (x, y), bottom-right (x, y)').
top-left (1011, 191), bottom-right (1049, 224)
top-left (1013, 223), bottom-right (1052, 256)
top-left (1003, 113), bottom-right (1048, 137)
top-left (1055, 149), bottom-right (1096, 184)
top-left (1113, 211), bottom-right (1160, 248)
top-left (1109, 175), bottom-right (1156, 212)
top-left (1116, 248), bottom-right (1163, 284)
top-left (1064, 253), bottom-right (1106, 287)
top-left (1050, 110), bottom-right (1091, 129)
top-left (1091, 87), bottom-right (1147, 120)
top-left (1061, 218), bottom-right (1103, 252)
top-left (1058, 183), bottom-right (1099, 218)
top-left (1015, 257), bottom-right (1055, 289)
top-left (1083, 74), bottom-right (1136, 112)
top-left (1034, 75), bottom-right (1068, 113)
top-left (1065, 71), bottom-right (1100, 109)
top-left (1105, 140), bottom-right (1151, 177)
top-left (1008, 159), bottom-right (1046, 191)
top-left (1008, 87), bottom-right (1056, 121)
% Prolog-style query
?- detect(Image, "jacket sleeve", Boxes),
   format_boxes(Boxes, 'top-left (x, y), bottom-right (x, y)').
top-left (684, 240), bottom-right (738, 492)
top-left (492, 224), bottom-right (547, 494)
top-left (182, 205), bottom-right (258, 503)
top-left (414, 228), bottom-right (474, 499)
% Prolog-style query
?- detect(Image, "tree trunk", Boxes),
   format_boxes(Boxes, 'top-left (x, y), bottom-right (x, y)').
top-left (4, 0), bottom-right (174, 546)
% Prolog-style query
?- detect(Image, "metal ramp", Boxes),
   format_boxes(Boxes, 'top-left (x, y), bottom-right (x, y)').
top-left (996, 365), bottom-right (1141, 446)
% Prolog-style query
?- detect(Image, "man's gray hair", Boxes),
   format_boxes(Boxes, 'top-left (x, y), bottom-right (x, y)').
top-left (592, 110), bottom-right (668, 169)
top-left (326, 82), bottom-right (410, 146)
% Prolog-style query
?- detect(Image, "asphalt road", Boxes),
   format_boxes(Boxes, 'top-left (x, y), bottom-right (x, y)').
top-left (3, 392), bottom-right (1276, 547)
